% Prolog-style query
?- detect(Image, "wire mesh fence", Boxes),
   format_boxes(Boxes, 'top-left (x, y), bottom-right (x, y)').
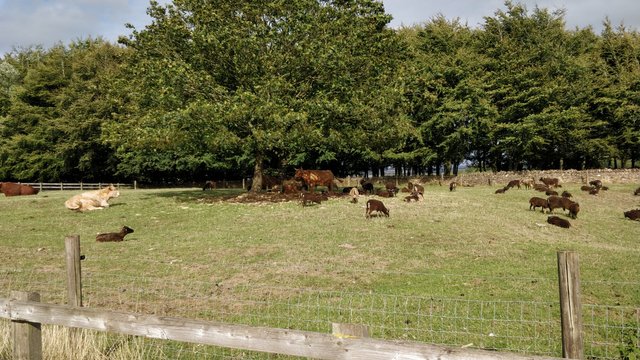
top-left (1, 264), bottom-right (638, 359)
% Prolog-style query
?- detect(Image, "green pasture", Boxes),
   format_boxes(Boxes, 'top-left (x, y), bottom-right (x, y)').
top-left (0, 182), bottom-right (638, 358)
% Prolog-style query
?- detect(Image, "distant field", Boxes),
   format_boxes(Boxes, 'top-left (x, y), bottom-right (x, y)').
top-left (0, 182), bottom-right (638, 358)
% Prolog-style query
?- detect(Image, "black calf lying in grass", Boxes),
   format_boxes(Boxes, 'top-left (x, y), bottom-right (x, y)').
top-left (96, 226), bottom-right (134, 242)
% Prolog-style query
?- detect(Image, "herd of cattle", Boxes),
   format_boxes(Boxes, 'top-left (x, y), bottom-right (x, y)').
top-left (3, 170), bottom-right (640, 224)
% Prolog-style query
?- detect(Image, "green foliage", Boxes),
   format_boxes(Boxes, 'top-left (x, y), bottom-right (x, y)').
top-left (1, 1), bottom-right (639, 182)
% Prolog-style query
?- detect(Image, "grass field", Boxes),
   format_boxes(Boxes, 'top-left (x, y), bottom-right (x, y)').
top-left (0, 182), bottom-right (639, 359)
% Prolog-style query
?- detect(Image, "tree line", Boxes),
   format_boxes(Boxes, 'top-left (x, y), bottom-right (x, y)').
top-left (0, 1), bottom-right (638, 189)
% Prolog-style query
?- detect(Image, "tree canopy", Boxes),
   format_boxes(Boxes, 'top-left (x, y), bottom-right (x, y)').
top-left (0, 1), bottom-right (638, 184)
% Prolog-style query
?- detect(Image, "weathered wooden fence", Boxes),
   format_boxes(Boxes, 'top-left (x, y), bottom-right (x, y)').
top-left (0, 236), bottom-right (589, 359)
top-left (20, 182), bottom-right (136, 191)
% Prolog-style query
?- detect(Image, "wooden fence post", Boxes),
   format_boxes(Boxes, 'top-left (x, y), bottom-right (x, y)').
top-left (11, 291), bottom-right (42, 360)
top-left (65, 235), bottom-right (83, 307)
top-left (557, 251), bottom-right (584, 359)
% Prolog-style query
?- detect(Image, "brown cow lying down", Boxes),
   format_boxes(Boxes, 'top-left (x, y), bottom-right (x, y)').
top-left (366, 199), bottom-right (389, 218)
top-left (624, 209), bottom-right (640, 221)
top-left (529, 197), bottom-right (548, 212)
top-left (0, 182), bottom-right (39, 196)
top-left (65, 184), bottom-right (120, 211)
top-left (96, 226), bottom-right (134, 242)
top-left (547, 216), bottom-right (571, 228)
top-left (300, 192), bottom-right (328, 206)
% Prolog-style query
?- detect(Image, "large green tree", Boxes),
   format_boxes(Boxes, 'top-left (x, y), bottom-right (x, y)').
top-left (107, 0), bottom-right (409, 189)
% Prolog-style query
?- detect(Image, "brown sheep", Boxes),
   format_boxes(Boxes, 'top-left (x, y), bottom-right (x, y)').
top-left (376, 189), bottom-right (393, 198)
top-left (495, 187), bottom-right (509, 194)
top-left (589, 179), bottom-right (602, 188)
top-left (521, 179), bottom-right (533, 189)
top-left (634, 187), bottom-right (640, 196)
top-left (580, 185), bottom-right (594, 192)
top-left (533, 184), bottom-right (549, 192)
top-left (547, 196), bottom-right (564, 213)
top-left (561, 191), bottom-right (573, 198)
top-left (624, 209), bottom-right (640, 221)
top-left (540, 177), bottom-right (561, 188)
top-left (349, 187), bottom-right (359, 204)
top-left (545, 189), bottom-right (559, 196)
top-left (366, 199), bottom-right (389, 218)
top-left (589, 188), bottom-right (599, 195)
top-left (529, 197), bottom-right (548, 212)
top-left (384, 182), bottom-right (399, 196)
top-left (300, 192), bottom-right (328, 206)
top-left (506, 179), bottom-right (521, 189)
top-left (547, 216), bottom-right (571, 228)
top-left (404, 192), bottom-right (420, 202)
top-left (96, 226), bottom-right (134, 242)
top-left (449, 181), bottom-right (458, 191)
top-left (567, 202), bottom-right (580, 219)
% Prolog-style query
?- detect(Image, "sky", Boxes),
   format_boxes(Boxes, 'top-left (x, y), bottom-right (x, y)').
top-left (1, 0), bottom-right (639, 55)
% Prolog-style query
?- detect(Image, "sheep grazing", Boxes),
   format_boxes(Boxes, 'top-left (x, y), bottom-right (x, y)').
top-left (589, 179), bottom-right (602, 188)
top-left (449, 181), bottom-right (458, 191)
top-left (533, 184), bottom-right (549, 192)
top-left (366, 199), bottom-right (389, 218)
top-left (624, 209), bottom-right (640, 221)
top-left (561, 191), bottom-right (573, 198)
top-left (547, 196), bottom-right (564, 213)
top-left (540, 177), bottom-right (561, 188)
top-left (495, 187), bottom-right (509, 194)
top-left (547, 216), bottom-right (571, 228)
top-left (300, 192), bottom-right (328, 206)
top-left (349, 187), bottom-right (359, 204)
top-left (506, 179), bottom-right (521, 189)
top-left (529, 197), bottom-right (548, 212)
top-left (545, 189), bottom-right (559, 196)
top-left (404, 192), bottom-right (420, 202)
top-left (568, 202), bottom-right (580, 219)
top-left (96, 226), bottom-right (134, 242)
top-left (521, 179), bottom-right (533, 189)
top-left (634, 187), bottom-right (640, 196)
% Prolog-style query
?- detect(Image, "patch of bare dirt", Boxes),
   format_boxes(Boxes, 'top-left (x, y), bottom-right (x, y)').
top-left (199, 191), bottom-right (346, 204)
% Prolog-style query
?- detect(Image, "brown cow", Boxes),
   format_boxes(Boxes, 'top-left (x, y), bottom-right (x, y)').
top-left (96, 226), bottom-right (134, 242)
top-left (366, 199), bottom-right (389, 218)
top-left (0, 182), bottom-right (40, 196)
top-left (547, 216), bottom-right (571, 228)
top-left (295, 169), bottom-right (336, 192)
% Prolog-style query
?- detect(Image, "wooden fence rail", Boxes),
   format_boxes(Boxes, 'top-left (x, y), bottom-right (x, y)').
top-left (0, 292), bottom-right (563, 360)
top-left (19, 182), bottom-right (136, 191)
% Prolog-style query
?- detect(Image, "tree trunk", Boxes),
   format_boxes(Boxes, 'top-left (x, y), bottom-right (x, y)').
top-left (250, 154), bottom-right (264, 193)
